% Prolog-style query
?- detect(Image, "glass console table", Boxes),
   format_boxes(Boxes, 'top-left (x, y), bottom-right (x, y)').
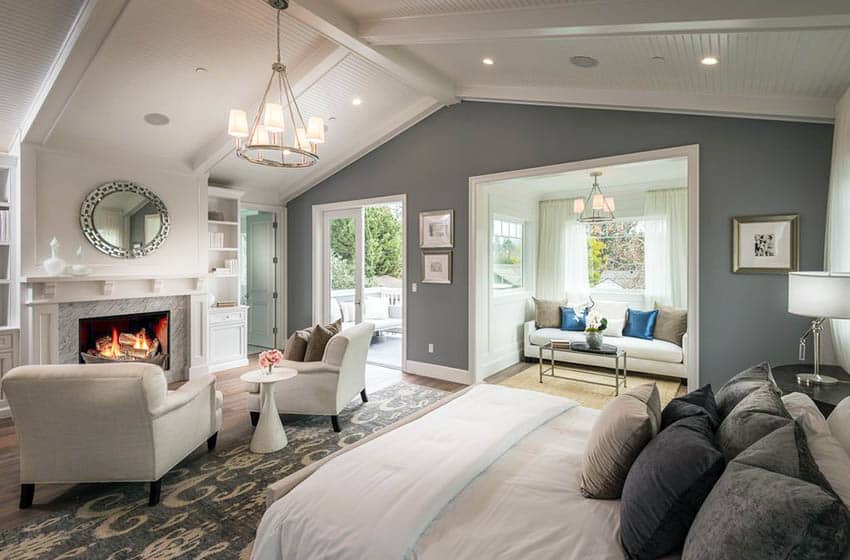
top-left (539, 340), bottom-right (627, 396)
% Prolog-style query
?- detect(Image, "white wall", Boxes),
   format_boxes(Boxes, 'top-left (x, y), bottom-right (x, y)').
top-left (21, 145), bottom-right (207, 276)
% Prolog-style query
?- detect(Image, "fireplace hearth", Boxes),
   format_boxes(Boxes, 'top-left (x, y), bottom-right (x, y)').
top-left (79, 311), bottom-right (170, 370)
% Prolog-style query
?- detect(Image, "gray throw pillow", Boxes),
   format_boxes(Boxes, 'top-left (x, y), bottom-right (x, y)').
top-left (282, 331), bottom-right (309, 362)
top-left (653, 305), bottom-right (687, 346)
top-left (581, 383), bottom-right (661, 499)
top-left (717, 384), bottom-right (791, 460)
top-left (715, 361), bottom-right (777, 418)
top-left (683, 423), bottom-right (850, 560)
top-left (304, 324), bottom-right (334, 362)
top-left (532, 297), bottom-right (565, 328)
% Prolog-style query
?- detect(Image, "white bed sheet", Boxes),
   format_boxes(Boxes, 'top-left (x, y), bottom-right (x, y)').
top-left (412, 405), bottom-right (680, 560)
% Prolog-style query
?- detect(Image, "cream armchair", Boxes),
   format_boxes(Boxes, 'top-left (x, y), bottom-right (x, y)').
top-left (3, 363), bottom-right (222, 508)
top-left (247, 322), bottom-right (374, 432)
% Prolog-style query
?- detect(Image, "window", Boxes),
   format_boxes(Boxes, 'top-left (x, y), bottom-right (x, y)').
top-left (493, 218), bottom-right (524, 290)
top-left (586, 220), bottom-right (645, 291)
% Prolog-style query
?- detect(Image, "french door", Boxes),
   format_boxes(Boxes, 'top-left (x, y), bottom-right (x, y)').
top-left (323, 208), bottom-right (365, 327)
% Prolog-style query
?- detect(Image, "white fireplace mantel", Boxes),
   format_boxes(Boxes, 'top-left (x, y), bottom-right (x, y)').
top-left (20, 273), bottom-right (210, 381)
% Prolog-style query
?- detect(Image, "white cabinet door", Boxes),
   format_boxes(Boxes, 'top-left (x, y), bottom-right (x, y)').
top-left (209, 321), bottom-right (247, 371)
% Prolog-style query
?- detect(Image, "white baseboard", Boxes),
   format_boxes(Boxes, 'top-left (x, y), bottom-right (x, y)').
top-left (480, 348), bottom-right (523, 379)
top-left (405, 360), bottom-right (474, 385)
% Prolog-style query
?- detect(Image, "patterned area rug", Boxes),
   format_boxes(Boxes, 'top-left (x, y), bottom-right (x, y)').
top-left (0, 382), bottom-right (447, 560)
top-left (498, 363), bottom-right (682, 410)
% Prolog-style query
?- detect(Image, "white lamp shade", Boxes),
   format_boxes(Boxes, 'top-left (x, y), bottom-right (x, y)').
top-left (592, 194), bottom-right (605, 210)
top-left (296, 127), bottom-right (309, 151)
top-left (573, 198), bottom-right (585, 214)
top-left (788, 272), bottom-right (850, 319)
top-left (263, 103), bottom-right (285, 132)
top-left (307, 117), bottom-right (325, 143)
top-left (252, 125), bottom-right (270, 145)
top-left (604, 197), bottom-right (615, 211)
top-left (227, 109), bottom-right (249, 137)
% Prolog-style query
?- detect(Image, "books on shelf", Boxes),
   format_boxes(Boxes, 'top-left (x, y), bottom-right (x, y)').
top-left (208, 231), bottom-right (225, 249)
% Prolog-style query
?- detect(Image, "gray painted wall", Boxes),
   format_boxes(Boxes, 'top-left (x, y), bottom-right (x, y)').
top-left (287, 101), bottom-right (833, 389)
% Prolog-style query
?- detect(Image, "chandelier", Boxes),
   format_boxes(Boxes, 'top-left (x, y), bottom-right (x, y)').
top-left (226, 0), bottom-right (324, 168)
top-left (574, 171), bottom-right (615, 223)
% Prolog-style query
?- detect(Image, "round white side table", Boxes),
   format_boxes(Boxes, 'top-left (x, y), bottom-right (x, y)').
top-left (241, 368), bottom-right (297, 454)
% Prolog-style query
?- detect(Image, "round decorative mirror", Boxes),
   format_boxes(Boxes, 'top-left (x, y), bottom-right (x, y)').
top-left (80, 181), bottom-right (170, 258)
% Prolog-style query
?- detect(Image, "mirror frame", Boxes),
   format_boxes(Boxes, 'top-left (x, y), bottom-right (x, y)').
top-left (80, 180), bottom-right (171, 258)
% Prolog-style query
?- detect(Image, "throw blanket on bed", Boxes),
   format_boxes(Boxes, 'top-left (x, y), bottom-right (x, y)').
top-left (251, 384), bottom-right (576, 560)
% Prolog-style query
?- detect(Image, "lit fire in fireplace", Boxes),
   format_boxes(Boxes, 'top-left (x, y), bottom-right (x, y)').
top-left (92, 327), bottom-right (160, 361)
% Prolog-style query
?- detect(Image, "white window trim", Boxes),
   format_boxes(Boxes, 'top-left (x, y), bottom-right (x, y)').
top-left (490, 214), bottom-right (527, 297)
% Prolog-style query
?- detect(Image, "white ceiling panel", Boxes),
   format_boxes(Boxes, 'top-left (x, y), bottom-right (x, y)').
top-left (47, 0), bottom-right (326, 164)
top-left (209, 55), bottom-right (424, 197)
top-left (333, 0), bottom-right (591, 20)
top-left (0, 0), bottom-right (84, 149)
top-left (407, 29), bottom-right (850, 99)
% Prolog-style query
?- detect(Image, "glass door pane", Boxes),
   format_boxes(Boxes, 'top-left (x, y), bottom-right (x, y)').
top-left (325, 209), bottom-right (363, 328)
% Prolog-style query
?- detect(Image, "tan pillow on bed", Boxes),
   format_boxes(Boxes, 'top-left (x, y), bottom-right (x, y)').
top-left (581, 383), bottom-right (661, 499)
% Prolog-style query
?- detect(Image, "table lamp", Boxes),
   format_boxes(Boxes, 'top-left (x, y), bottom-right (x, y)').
top-left (788, 271), bottom-right (850, 385)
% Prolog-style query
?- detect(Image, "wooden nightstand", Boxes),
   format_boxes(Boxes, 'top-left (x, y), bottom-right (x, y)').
top-left (772, 364), bottom-right (850, 417)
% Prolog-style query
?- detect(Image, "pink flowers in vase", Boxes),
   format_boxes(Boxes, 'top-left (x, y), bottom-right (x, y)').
top-left (258, 349), bottom-right (283, 374)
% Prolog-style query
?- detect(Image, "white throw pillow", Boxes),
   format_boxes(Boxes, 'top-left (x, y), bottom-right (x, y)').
top-left (782, 392), bottom-right (850, 508)
top-left (364, 296), bottom-right (389, 320)
top-left (590, 300), bottom-right (629, 337)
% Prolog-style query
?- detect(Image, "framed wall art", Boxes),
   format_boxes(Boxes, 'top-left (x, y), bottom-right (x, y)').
top-left (420, 209), bottom-right (453, 248)
top-left (732, 214), bottom-right (799, 273)
top-left (422, 250), bottom-right (452, 284)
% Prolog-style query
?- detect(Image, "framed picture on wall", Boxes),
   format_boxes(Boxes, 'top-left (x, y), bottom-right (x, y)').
top-left (420, 210), bottom-right (454, 248)
top-left (732, 214), bottom-right (799, 273)
top-left (422, 250), bottom-right (452, 284)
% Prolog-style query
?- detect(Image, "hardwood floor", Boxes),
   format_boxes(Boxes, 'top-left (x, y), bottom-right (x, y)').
top-left (0, 359), bottom-right (463, 531)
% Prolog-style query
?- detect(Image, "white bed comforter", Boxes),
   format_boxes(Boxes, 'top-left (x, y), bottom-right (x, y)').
top-left (251, 384), bottom-right (576, 560)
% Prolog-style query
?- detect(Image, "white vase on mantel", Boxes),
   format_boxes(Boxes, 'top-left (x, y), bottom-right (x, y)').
top-left (42, 237), bottom-right (67, 276)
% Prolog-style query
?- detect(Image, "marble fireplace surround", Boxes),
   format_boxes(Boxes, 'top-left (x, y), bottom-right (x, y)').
top-left (58, 297), bottom-right (188, 383)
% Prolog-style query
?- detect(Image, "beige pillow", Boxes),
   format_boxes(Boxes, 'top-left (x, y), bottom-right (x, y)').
top-left (304, 324), bottom-right (335, 362)
top-left (282, 331), bottom-right (310, 362)
top-left (581, 383), bottom-right (661, 499)
top-left (533, 297), bottom-right (565, 328)
top-left (653, 305), bottom-right (687, 346)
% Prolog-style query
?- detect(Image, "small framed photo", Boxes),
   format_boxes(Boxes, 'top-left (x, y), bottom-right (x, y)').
top-left (420, 210), bottom-right (453, 248)
top-left (422, 250), bottom-right (452, 284)
top-left (733, 214), bottom-right (799, 273)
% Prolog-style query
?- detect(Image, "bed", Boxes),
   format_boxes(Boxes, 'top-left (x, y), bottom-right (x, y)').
top-left (250, 384), bottom-right (672, 560)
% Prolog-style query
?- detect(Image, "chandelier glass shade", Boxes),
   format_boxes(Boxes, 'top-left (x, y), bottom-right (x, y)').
top-left (574, 171), bottom-right (615, 223)
top-left (227, 2), bottom-right (324, 168)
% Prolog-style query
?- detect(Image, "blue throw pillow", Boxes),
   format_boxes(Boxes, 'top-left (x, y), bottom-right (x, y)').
top-left (623, 308), bottom-right (659, 340)
top-left (560, 306), bottom-right (587, 331)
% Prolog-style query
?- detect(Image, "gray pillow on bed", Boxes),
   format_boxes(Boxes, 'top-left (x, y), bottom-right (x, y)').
top-left (683, 422), bottom-right (850, 560)
top-left (717, 384), bottom-right (792, 461)
top-left (715, 361), bottom-right (777, 419)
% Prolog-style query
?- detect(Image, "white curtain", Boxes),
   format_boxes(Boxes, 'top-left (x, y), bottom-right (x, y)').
top-left (643, 188), bottom-right (688, 308)
top-left (537, 200), bottom-right (590, 302)
top-left (826, 89), bottom-right (850, 372)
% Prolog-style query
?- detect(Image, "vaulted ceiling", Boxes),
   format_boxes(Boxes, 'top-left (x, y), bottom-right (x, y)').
top-left (5, 0), bottom-right (850, 202)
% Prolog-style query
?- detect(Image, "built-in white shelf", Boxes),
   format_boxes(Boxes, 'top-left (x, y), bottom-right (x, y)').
top-left (208, 220), bottom-right (239, 226)
top-left (209, 247), bottom-right (239, 252)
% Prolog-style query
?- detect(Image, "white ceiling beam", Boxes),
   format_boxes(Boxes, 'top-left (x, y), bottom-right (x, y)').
top-left (287, 0), bottom-right (457, 105)
top-left (20, 0), bottom-right (129, 147)
top-left (191, 42), bottom-right (350, 174)
top-left (360, 0), bottom-right (850, 45)
top-left (459, 85), bottom-right (835, 123)
top-left (282, 96), bottom-right (443, 203)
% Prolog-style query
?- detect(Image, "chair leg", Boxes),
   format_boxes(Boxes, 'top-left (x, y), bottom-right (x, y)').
top-left (19, 484), bottom-right (34, 509)
top-left (331, 415), bottom-right (341, 433)
top-left (360, 389), bottom-right (368, 403)
top-left (149, 479), bottom-right (162, 507)
top-left (207, 432), bottom-right (218, 451)
top-left (250, 411), bottom-right (259, 427)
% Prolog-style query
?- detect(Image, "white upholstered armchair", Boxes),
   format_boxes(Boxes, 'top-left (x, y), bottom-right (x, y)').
top-left (247, 322), bottom-right (374, 432)
top-left (2, 363), bottom-right (222, 508)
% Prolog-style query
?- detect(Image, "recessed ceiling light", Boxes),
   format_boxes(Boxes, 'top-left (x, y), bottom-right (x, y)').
top-left (701, 56), bottom-right (719, 66)
top-left (352, 97), bottom-right (362, 106)
top-left (143, 113), bottom-right (170, 126)
top-left (570, 55), bottom-right (599, 68)
top-left (651, 56), bottom-right (666, 63)
top-left (482, 57), bottom-right (494, 66)
top-left (194, 66), bottom-right (208, 73)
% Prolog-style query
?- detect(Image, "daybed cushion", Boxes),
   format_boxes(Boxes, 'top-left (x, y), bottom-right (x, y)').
top-left (304, 324), bottom-right (335, 362)
top-left (683, 423), bottom-right (850, 560)
top-left (717, 384), bottom-right (791, 460)
top-left (592, 300), bottom-right (629, 337)
top-left (620, 414), bottom-right (725, 560)
top-left (660, 384), bottom-right (720, 431)
top-left (282, 331), bottom-right (310, 361)
top-left (715, 361), bottom-right (776, 418)
top-left (529, 329), bottom-right (684, 364)
top-left (654, 306), bottom-right (687, 347)
top-left (581, 383), bottom-right (661, 499)
top-left (560, 306), bottom-right (587, 331)
top-left (623, 308), bottom-right (658, 340)
top-left (533, 297), bottom-right (564, 328)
